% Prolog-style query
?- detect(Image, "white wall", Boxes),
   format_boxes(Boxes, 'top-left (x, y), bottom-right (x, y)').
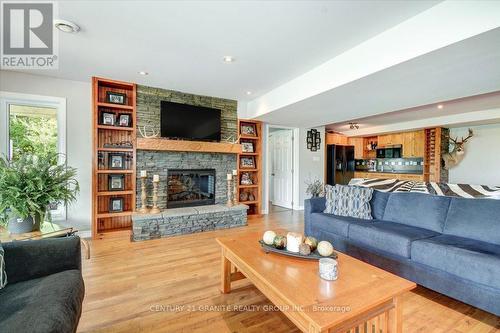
top-left (0, 71), bottom-right (92, 230)
top-left (298, 126), bottom-right (325, 207)
top-left (448, 123), bottom-right (500, 186)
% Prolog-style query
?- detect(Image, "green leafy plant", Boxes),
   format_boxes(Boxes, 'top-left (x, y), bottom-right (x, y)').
top-left (0, 153), bottom-right (79, 230)
top-left (305, 179), bottom-right (324, 198)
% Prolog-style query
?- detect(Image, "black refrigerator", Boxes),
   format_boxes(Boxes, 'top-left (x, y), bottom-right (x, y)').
top-left (326, 144), bottom-right (355, 185)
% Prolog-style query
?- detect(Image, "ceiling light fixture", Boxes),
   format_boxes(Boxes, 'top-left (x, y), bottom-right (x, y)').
top-left (349, 122), bottom-right (359, 130)
top-left (138, 71), bottom-right (149, 76)
top-left (223, 56), bottom-right (234, 63)
top-left (246, 91), bottom-right (252, 95)
top-left (437, 104), bottom-right (444, 109)
top-left (54, 19), bottom-right (80, 33)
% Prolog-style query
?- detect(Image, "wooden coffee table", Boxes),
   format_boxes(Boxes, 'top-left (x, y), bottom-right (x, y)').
top-left (217, 233), bottom-right (416, 333)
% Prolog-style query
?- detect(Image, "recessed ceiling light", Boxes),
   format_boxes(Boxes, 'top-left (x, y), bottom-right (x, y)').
top-left (54, 19), bottom-right (80, 33)
top-left (223, 56), bottom-right (234, 63)
top-left (437, 104), bottom-right (444, 109)
top-left (138, 71), bottom-right (148, 76)
top-left (246, 91), bottom-right (252, 95)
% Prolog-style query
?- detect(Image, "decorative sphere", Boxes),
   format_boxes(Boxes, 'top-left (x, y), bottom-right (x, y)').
top-left (263, 231), bottom-right (277, 245)
top-left (273, 235), bottom-right (287, 249)
top-left (299, 243), bottom-right (311, 256)
top-left (304, 236), bottom-right (318, 251)
top-left (317, 241), bottom-right (334, 257)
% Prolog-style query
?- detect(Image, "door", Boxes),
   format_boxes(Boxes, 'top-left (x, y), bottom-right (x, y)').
top-left (270, 130), bottom-right (293, 209)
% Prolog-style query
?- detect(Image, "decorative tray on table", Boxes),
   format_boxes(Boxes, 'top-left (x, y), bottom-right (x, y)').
top-left (258, 240), bottom-right (338, 260)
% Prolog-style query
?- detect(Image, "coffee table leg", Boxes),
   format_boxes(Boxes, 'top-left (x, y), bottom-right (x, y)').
top-left (387, 295), bottom-right (402, 333)
top-left (220, 249), bottom-right (232, 293)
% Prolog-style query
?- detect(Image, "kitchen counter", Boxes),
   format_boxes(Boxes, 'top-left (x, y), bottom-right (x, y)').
top-left (353, 171), bottom-right (425, 181)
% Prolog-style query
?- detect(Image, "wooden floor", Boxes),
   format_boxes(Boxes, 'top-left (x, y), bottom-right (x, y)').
top-left (79, 210), bottom-right (500, 333)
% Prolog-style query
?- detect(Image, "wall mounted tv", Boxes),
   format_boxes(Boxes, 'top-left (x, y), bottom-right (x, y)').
top-left (160, 101), bottom-right (221, 142)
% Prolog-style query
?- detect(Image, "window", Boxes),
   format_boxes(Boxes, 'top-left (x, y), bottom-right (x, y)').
top-left (0, 92), bottom-right (67, 220)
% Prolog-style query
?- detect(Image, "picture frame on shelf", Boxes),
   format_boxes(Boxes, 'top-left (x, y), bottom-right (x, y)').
top-left (109, 197), bottom-right (124, 212)
top-left (118, 113), bottom-right (131, 127)
top-left (240, 156), bottom-right (255, 169)
top-left (240, 123), bottom-right (257, 136)
top-left (106, 91), bottom-right (127, 105)
top-left (108, 153), bottom-right (125, 169)
top-left (241, 141), bottom-right (254, 153)
top-left (240, 172), bottom-right (253, 185)
top-left (101, 112), bottom-right (115, 126)
top-left (108, 174), bottom-right (125, 191)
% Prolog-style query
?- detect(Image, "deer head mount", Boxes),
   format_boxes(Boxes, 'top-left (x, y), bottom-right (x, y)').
top-left (442, 128), bottom-right (473, 169)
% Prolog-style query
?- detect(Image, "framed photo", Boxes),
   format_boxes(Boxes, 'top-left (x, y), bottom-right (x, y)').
top-left (241, 141), bottom-right (254, 153)
top-left (101, 112), bottom-right (115, 126)
top-left (118, 113), bottom-right (131, 127)
top-left (109, 197), bottom-right (124, 212)
top-left (108, 174), bottom-right (125, 191)
top-left (106, 91), bottom-right (127, 105)
top-left (240, 123), bottom-right (257, 136)
top-left (108, 153), bottom-right (125, 169)
top-left (240, 156), bottom-right (255, 169)
top-left (240, 172), bottom-right (253, 185)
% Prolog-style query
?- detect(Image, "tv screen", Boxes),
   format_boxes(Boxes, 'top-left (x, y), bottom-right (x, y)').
top-left (160, 101), bottom-right (221, 141)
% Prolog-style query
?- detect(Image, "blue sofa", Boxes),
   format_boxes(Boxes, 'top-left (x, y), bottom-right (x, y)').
top-left (304, 191), bottom-right (500, 315)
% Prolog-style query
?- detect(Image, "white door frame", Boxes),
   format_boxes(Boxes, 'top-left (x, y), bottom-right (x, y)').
top-left (264, 124), bottom-right (300, 214)
top-left (0, 91), bottom-right (67, 220)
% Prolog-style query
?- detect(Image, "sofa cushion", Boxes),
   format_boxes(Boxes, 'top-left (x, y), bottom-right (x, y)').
top-left (0, 269), bottom-right (84, 333)
top-left (411, 235), bottom-right (500, 289)
top-left (309, 213), bottom-right (372, 238)
top-left (349, 222), bottom-right (440, 258)
top-left (370, 190), bottom-right (391, 220)
top-left (323, 184), bottom-right (335, 214)
top-left (331, 185), bottom-right (374, 219)
top-left (444, 197), bottom-right (500, 245)
top-left (382, 192), bottom-right (451, 233)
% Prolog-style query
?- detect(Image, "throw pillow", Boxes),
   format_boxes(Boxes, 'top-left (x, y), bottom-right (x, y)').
top-left (332, 184), bottom-right (374, 220)
top-left (0, 242), bottom-right (7, 289)
top-left (323, 184), bottom-right (336, 214)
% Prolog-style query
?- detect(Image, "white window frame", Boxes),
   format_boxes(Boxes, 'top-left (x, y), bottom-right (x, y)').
top-left (0, 91), bottom-right (67, 221)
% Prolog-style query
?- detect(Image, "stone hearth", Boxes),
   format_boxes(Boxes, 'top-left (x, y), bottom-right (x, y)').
top-left (132, 204), bottom-right (248, 241)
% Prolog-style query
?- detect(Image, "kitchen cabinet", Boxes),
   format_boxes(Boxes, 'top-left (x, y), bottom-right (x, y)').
top-left (402, 130), bottom-right (425, 157)
top-left (326, 132), bottom-right (348, 145)
top-left (377, 133), bottom-right (403, 146)
top-left (347, 137), bottom-right (365, 159)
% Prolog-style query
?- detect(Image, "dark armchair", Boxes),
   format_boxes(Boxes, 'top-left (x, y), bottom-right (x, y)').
top-left (0, 236), bottom-right (85, 333)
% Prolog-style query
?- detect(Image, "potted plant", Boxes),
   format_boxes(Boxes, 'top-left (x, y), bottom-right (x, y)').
top-left (305, 179), bottom-right (324, 198)
top-left (0, 153), bottom-right (79, 232)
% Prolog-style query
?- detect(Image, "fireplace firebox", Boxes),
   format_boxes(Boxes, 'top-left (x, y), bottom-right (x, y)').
top-left (167, 169), bottom-right (216, 208)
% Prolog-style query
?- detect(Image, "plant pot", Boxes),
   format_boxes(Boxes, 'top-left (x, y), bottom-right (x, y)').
top-left (8, 215), bottom-right (34, 234)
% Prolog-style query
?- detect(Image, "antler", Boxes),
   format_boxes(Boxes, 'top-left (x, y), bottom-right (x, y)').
top-left (460, 128), bottom-right (474, 143)
top-left (443, 131), bottom-right (458, 144)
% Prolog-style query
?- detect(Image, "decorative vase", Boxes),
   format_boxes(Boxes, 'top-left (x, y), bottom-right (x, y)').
top-left (8, 215), bottom-right (34, 234)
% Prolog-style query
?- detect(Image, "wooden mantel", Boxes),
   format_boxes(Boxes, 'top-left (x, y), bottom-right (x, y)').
top-left (137, 138), bottom-right (241, 154)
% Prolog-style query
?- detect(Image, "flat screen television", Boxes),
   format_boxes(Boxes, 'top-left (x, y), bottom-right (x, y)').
top-left (160, 101), bottom-right (221, 141)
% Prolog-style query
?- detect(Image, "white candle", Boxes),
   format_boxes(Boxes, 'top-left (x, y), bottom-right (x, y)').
top-left (153, 174), bottom-right (159, 182)
top-left (232, 169), bottom-right (237, 176)
top-left (140, 170), bottom-right (147, 177)
top-left (227, 173), bottom-right (232, 180)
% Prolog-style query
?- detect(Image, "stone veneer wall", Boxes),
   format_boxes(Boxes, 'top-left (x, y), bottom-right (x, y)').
top-left (136, 85), bottom-right (238, 140)
top-left (136, 151), bottom-right (236, 209)
top-left (440, 128), bottom-right (450, 183)
top-left (135, 85), bottom-right (239, 209)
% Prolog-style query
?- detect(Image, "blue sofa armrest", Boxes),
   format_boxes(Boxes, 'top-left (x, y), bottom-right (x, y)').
top-left (3, 236), bottom-right (82, 284)
top-left (304, 197), bottom-right (326, 235)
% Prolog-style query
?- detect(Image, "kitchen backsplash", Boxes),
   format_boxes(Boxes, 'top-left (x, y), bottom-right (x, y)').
top-left (355, 158), bottom-right (424, 173)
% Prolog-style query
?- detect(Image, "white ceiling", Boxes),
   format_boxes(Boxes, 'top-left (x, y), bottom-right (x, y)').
top-left (8, 0), bottom-right (440, 101)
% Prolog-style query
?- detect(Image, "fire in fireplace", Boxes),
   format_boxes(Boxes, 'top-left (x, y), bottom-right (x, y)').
top-left (167, 169), bottom-right (216, 208)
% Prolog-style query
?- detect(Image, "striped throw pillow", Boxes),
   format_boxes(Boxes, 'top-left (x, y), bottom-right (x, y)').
top-left (0, 242), bottom-right (6, 289)
top-left (333, 185), bottom-right (374, 220)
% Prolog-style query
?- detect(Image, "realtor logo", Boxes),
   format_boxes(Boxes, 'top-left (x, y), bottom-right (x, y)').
top-left (1, 1), bottom-right (58, 69)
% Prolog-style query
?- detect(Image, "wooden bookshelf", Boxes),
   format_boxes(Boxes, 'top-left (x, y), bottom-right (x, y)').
top-left (237, 120), bottom-right (262, 215)
top-left (92, 77), bottom-right (137, 239)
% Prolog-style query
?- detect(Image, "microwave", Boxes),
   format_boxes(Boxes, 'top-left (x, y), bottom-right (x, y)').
top-left (376, 146), bottom-right (402, 158)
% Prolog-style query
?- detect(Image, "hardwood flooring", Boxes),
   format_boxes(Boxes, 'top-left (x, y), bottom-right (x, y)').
top-left (79, 210), bottom-right (500, 333)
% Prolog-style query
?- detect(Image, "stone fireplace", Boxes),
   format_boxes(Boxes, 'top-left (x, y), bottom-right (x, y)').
top-left (167, 169), bottom-right (216, 208)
